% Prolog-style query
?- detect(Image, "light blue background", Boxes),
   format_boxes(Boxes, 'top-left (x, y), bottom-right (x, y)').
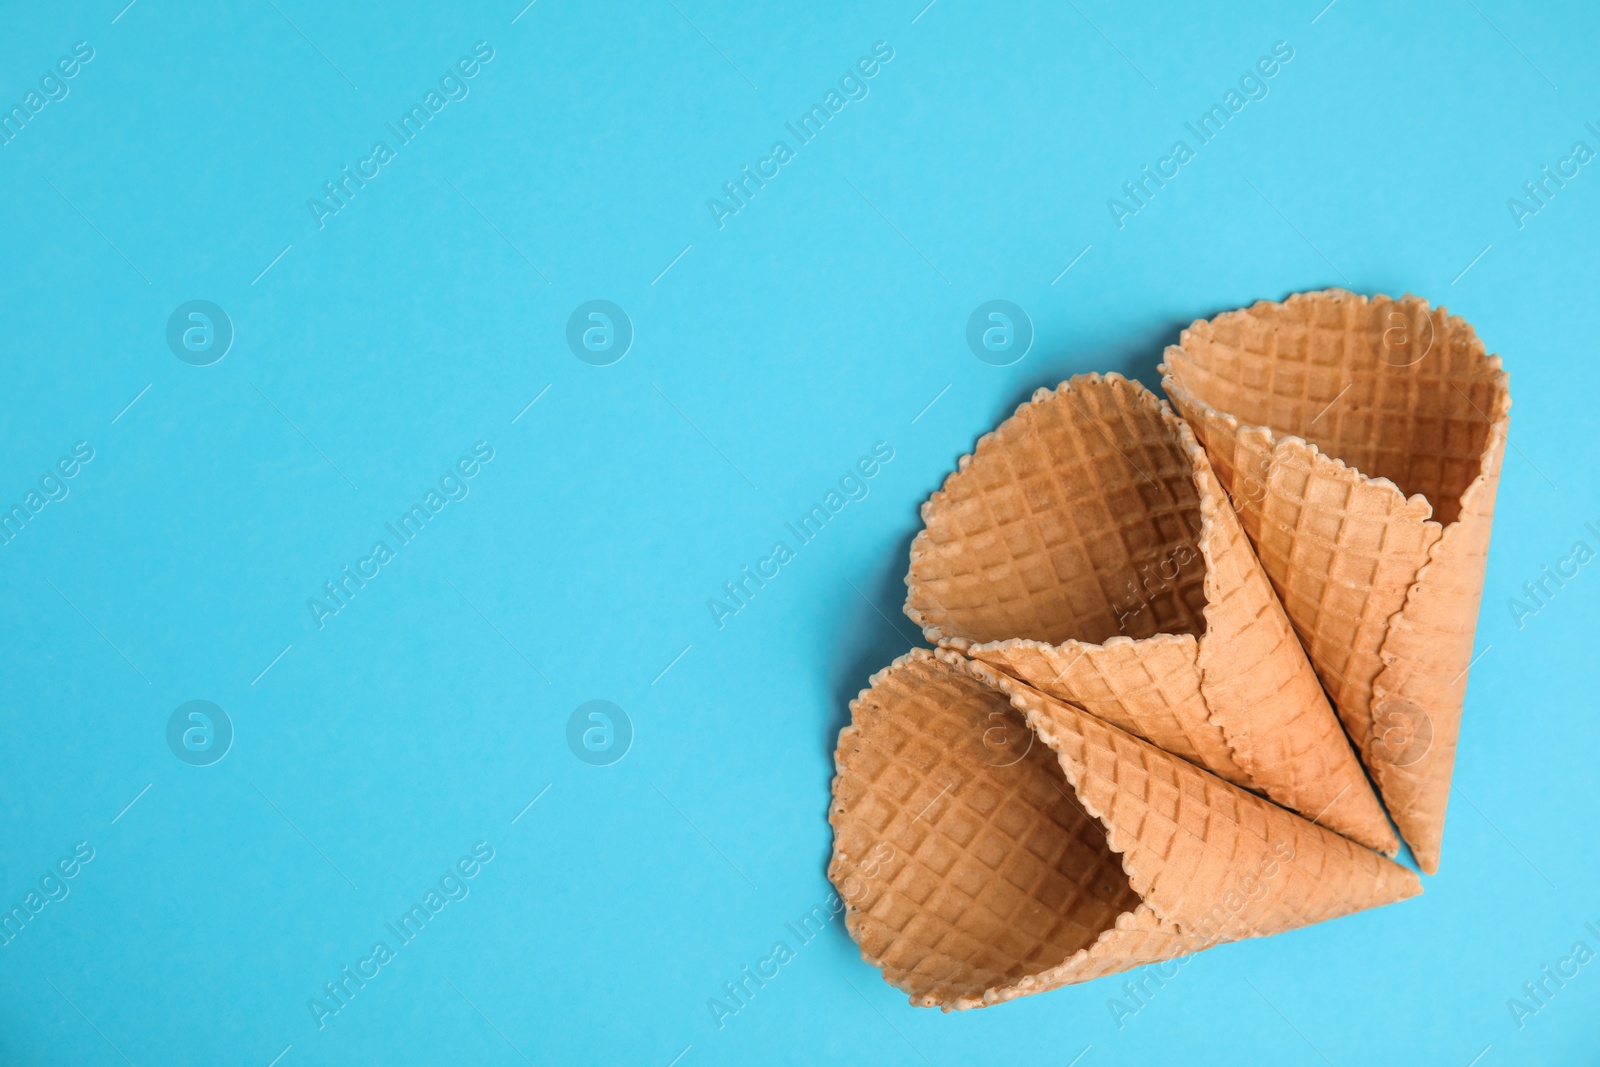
top-left (0, 1), bottom-right (1594, 1064)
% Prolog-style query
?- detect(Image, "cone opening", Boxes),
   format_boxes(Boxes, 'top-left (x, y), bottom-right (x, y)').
top-left (830, 653), bottom-right (1140, 1006)
top-left (1164, 291), bottom-right (1507, 527)
top-left (908, 375), bottom-right (1209, 649)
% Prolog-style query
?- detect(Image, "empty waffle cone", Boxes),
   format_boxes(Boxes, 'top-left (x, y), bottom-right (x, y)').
top-left (1161, 290), bottom-right (1510, 874)
top-left (904, 373), bottom-right (1396, 854)
top-left (827, 649), bottom-right (1421, 1010)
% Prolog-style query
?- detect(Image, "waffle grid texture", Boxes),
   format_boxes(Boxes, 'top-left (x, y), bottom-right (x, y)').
top-left (904, 373), bottom-right (1394, 854)
top-left (827, 651), bottom-right (1421, 1010)
top-left (1161, 289), bottom-right (1510, 873)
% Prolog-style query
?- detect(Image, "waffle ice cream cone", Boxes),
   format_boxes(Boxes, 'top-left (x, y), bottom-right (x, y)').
top-left (827, 649), bottom-right (1420, 1010)
top-left (1161, 290), bottom-right (1510, 873)
top-left (903, 373), bottom-right (1395, 854)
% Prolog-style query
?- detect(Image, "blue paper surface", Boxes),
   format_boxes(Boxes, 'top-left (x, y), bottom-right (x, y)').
top-left (0, 2), bottom-right (1594, 1064)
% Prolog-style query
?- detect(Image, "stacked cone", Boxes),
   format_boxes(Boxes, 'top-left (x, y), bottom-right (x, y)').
top-left (828, 290), bottom-right (1508, 1007)
top-left (828, 650), bottom-right (1420, 1009)
top-left (1161, 290), bottom-right (1509, 873)
top-left (903, 372), bottom-right (1395, 854)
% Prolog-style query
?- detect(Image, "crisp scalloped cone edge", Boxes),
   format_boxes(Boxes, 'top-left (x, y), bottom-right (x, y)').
top-left (903, 372), bottom-right (1396, 854)
top-left (827, 649), bottom-right (1422, 1010)
top-left (959, 652), bottom-right (1420, 928)
top-left (1189, 435), bottom-right (1397, 855)
top-left (1156, 396), bottom-right (1436, 747)
top-left (1367, 428), bottom-right (1506, 873)
top-left (1160, 289), bottom-right (1511, 873)
top-left (963, 636), bottom-right (1254, 788)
